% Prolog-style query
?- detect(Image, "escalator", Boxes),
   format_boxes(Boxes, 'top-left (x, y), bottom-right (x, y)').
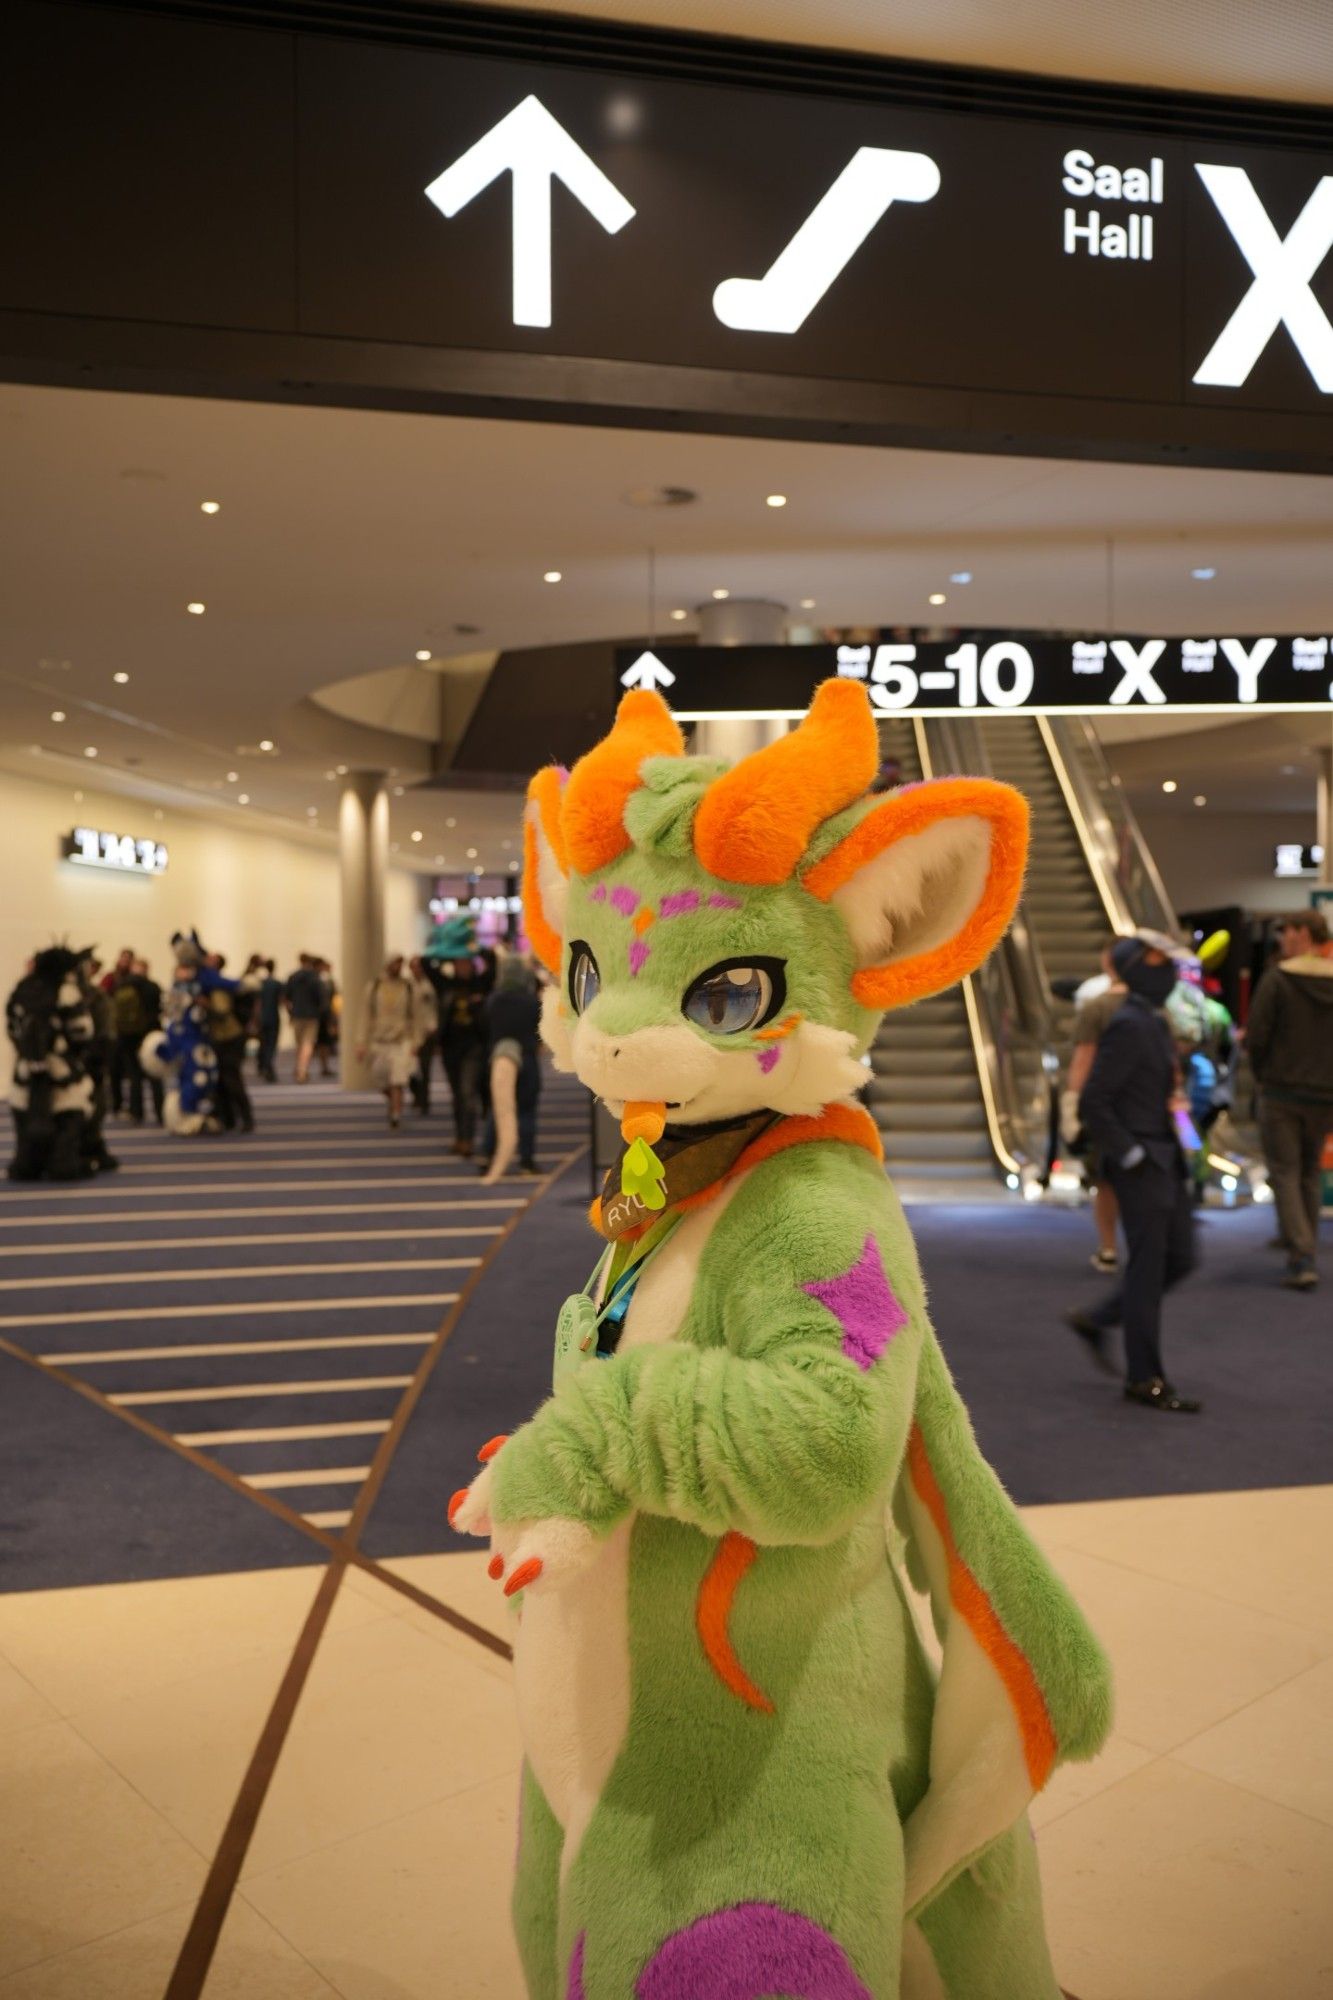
top-left (981, 716), bottom-right (1113, 993)
top-left (865, 720), bottom-right (1001, 1183)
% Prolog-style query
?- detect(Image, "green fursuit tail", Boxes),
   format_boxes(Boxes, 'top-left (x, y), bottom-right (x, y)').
top-left (511, 1514), bottom-right (1063, 1999)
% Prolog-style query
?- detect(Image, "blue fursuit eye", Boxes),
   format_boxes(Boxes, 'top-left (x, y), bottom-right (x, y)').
top-left (682, 959), bottom-right (786, 1036)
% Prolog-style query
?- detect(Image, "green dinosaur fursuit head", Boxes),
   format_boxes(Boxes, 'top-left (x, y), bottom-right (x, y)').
top-left (453, 684), bottom-right (1112, 1998)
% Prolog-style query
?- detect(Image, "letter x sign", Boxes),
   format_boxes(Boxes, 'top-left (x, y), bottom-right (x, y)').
top-left (1193, 165), bottom-right (1333, 393)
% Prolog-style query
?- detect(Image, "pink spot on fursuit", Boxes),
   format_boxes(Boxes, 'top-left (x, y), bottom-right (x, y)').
top-left (756, 1046), bottom-right (782, 1075)
top-left (610, 885), bottom-right (640, 917)
top-left (708, 893), bottom-right (743, 909)
top-left (629, 938), bottom-right (651, 977)
top-left (802, 1233), bottom-right (908, 1370)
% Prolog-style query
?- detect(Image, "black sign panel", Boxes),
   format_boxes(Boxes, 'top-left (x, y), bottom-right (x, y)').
top-left (615, 634), bottom-right (1333, 716)
top-left (4, 4), bottom-right (1333, 464)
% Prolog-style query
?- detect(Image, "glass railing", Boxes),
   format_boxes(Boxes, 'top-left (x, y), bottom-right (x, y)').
top-left (1039, 714), bottom-right (1179, 937)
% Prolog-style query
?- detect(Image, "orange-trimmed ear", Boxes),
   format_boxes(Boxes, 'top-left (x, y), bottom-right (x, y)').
top-left (693, 678), bottom-right (879, 885)
top-left (562, 689), bottom-right (684, 875)
top-left (802, 778), bottom-right (1029, 1008)
top-left (523, 766), bottom-right (569, 975)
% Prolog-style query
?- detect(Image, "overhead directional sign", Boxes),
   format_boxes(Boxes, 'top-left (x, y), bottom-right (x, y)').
top-left (424, 94), bottom-right (635, 328)
top-left (614, 634), bottom-right (1333, 718)
top-left (7, 4), bottom-right (1333, 467)
top-left (619, 650), bottom-right (677, 692)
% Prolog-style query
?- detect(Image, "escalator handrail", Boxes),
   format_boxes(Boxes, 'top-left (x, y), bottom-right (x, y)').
top-left (1038, 714), bottom-right (1179, 938)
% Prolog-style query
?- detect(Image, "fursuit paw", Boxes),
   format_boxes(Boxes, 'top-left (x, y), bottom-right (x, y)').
top-left (447, 1462), bottom-right (494, 1539)
top-left (488, 1518), bottom-right (603, 1600)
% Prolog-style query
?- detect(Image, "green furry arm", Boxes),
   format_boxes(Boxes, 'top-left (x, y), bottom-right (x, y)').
top-left (908, 1327), bottom-right (1113, 1767)
top-left (490, 1145), bottom-right (921, 1545)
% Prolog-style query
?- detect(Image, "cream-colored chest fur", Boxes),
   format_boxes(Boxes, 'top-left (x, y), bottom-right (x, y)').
top-left (511, 1179), bottom-right (744, 1874)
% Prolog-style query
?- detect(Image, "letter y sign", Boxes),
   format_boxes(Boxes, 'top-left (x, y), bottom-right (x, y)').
top-left (1193, 165), bottom-right (1333, 393)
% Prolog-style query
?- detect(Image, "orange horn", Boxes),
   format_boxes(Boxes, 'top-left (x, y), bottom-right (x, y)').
top-left (692, 678), bottom-right (879, 885)
top-left (562, 688), bottom-right (685, 875)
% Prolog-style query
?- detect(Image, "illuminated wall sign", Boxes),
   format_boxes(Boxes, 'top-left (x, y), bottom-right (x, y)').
top-left (616, 634), bottom-right (1333, 718)
top-left (62, 827), bottom-right (169, 874)
top-left (5, 4), bottom-right (1333, 467)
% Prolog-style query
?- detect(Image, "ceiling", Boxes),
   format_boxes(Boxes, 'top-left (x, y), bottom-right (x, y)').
top-left (476, 0), bottom-right (1333, 105)
top-left (2, 381), bottom-right (1331, 867)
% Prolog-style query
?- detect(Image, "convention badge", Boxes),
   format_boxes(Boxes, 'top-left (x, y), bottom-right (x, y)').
top-left (553, 1291), bottom-right (599, 1388)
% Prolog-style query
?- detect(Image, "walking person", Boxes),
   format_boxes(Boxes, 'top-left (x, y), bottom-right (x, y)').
top-left (315, 958), bottom-right (339, 1078)
top-left (1067, 935), bottom-right (1202, 1413)
top-left (1066, 939), bottom-right (1129, 1273)
top-left (408, 956), bottom-right (439, 1114)
top-left (430, 923), bottom-right (491, 1158)
top-left (357, 954), bottom-right (418, 1129)
top-left (128, 958), bottom-right (165, 1124)
top-left (204, 954), bottom-right (255, 1134)
top-left (1247, 909), bottom-right (1333, 1292)
top-left (479, 955), bottom-right (543, 1182)
top-left (284, 953), bottom-right (324, 1084)
top-left (255, 959), bottom-right (283, 1082)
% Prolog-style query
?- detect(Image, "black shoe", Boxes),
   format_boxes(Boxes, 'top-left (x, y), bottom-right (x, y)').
top-left (1066, 1311), bottom-right (1118, 1376)
top-left (95, 1153), bottom-right (120, 1173)
top-left (240, 1120), bottom-right (255, 1135)
top-left (1281, 1261), bottom-right (1319, 1291)
top-left (1124, 1377), bottom-right (1202, 1414)
top-left (519, 1158), bottom-right (543, 1176)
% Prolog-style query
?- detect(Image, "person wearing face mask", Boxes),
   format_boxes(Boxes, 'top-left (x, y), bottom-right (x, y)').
top-left (1067, 934), bottom-right (1202, 1414)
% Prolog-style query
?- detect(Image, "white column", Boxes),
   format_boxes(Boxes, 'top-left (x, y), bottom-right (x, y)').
top-left (692, 598), bottom-right (789, 762)
top-left (339, 770), bottom-right (388, 1090)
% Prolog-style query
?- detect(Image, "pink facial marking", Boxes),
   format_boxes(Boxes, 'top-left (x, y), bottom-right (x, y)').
top-left (629, 938), bottom-right (651, 977)
top-left (708, 893), bottom-right (743, 910)
top-left (590, 884), bottom-right (608, 903)
top-left (756, 1047), bottom-right (782, 1075)
top-left (610, 885), bottom-right (640, 917)
top-left (659, 890), bottom-right (700, 919)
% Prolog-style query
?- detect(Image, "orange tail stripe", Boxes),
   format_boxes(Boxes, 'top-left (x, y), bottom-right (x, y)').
top-left (696, 1531), bottom-right (775, 1715)
top-left (907, 1423), bottom-right (1057, 1790)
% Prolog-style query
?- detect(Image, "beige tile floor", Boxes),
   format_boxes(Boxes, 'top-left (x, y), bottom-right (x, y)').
top-left (0, 1487), bottom-right (1330, 1998)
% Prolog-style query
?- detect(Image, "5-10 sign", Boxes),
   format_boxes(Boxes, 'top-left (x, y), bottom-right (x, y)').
top-left (62, 827), bottom-right (169, 874)
top-left (841, 640), bottom-right (1035, 710)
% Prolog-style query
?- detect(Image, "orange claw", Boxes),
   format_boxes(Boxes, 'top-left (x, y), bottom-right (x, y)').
top-left (478, 1435), bottom-right (508, 1463)
top-left (448, 1488), bottom-right (470, 1528)
top-left (503, 1557), bottom-right (543, 1598)
top-left (487, 1554), bottom-right (505, 1581)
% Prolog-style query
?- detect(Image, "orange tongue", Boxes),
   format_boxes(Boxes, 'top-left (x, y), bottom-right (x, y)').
top-left (621, 1100), bottom-right (667, 1146)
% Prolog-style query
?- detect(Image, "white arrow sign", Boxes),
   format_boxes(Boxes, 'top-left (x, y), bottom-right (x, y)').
top-left (424, 95), bottom-right (636, 329)
top-left (620, 651), bottom-right (677, 692)
top-left (713, 146), bottom-right (941, 335)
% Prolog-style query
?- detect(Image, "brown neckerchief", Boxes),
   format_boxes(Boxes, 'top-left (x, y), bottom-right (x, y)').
top-left (598, 1109), bottom-right (780, 1241)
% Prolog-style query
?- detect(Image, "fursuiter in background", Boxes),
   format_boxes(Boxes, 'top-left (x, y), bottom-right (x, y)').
top-left (450, 679), bottom-right (1112, 2000)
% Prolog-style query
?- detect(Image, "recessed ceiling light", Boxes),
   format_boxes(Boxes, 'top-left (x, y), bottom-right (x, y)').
top-left (258, 739), bottom-right (275, 753)
top-left (335, 764), bottom-right (347, 776)
top-left (186, 601), bottom-right (206, 615)
top-left (307, 806), bottom-right (318, 817)
top-left (411, 830), bottom-right (423, 842)
top-left (83, 746), bottom-right (98, 758)
top-left (1190, 567), bottom-right (1216, 581)
top-left (799, 598), bottom-right (816, 610)
top-left (543, 570), bottom-right (562, 584)
top-left (50, 709), bottom-right (66, 723)
top-left (237, 792), bottom-right (250, 804)
top-left (200, 501), bottom-right (220, 515)
top-left (928, 593), bottom-right (947, 606)
top-left (1193, 794), bottom-right (1207, 807)
top-left (112, 671), bottom-right (129, 684)
top-left (949, 571), bottom-right (973, 585)
top-left (766, 493), bottom-right (787, 508)
top-left (466, 846), bottom-right (478, 859)
top-left (446, 816), bottom-right (457, 828)
top-left (1162, 780), bottom-right (1178, 793)
top-left (711, 588), bottom-right (729, 600)
top-left (415, 649), bottom-right (431, 662)
top-left (324, 769), bottom-right (337, 780)
top-left (226, 770), bottom-right (238, 782)
top-left (669, 608), bottom-right (688, 621)
top-left (393, 785), bottom-right (404, 797)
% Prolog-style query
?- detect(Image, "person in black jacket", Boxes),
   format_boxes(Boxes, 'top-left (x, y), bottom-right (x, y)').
top-left (1246, 910), bottom-right (1333, 1291)
top-left (1068, 935), bottom-right (1201, 1413)
top-left (479, 956), bottom-right (543, 1180)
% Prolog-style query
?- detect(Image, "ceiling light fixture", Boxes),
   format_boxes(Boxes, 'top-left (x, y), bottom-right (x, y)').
top-left (259, 739), bottom-right (275, 753)
top-left (446, 816), bottom-right (457, 828)
top-left (711, 587), bottom-right (729, 600)
top-left (1193, 794), bottom-right (1207, 807)
top-left (411, 830), bottom-right (423, 842)
top-left (543, 570), bottom-right (562, 583)
top-left (307, 807), bottom-right (318, 817)
top-left (1190, 567), bottom-right (1216, 581)
top-left (200, 501), bottom-right (220, 515)
top-left (335, 764), bottom-right (347, 776)
top-left (799, 598), bottom-right (816, 610)
top-left (669, 608), bottom-right (688, 622)
top-left (1162, 780), bottom-right (1178, 793)
top-left (50, 710), bottom-right (65, 723)
top-left (415, 649), bottom-right (431, 662)
top-left (83, 746), bottom-right (97, 758)
top-left (466, 847), bottom-right (478, 859)
top-left (186, 601), bottom-right (206, 615)
top-left (766, 493), bottom-right (787, 508)
top-left (393, 785), bottom-right (404, 797)
top-left (113, 671), bottom-right (129, 684)
top-left (226, 770), bottom-right (238, 783)
top-left (928, 593), bottom-right (947, 606)
top-left (237, 792), bottom-right (250, 804)
top-left (949, 571), bottom-right (973, 585)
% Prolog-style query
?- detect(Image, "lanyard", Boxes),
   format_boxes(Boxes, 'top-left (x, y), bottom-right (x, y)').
top-left (587, 1209), bottom-right (681, 1332)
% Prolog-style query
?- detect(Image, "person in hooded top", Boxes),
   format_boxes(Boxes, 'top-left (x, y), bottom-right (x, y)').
top-left (1247, 909), bottom-right (1333, 1292)
top-left (1067, 934), bottom-right (1202, 1413)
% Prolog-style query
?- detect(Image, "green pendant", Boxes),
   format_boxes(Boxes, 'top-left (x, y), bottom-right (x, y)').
top-left (621, 1135), bottom-right (666, 1211)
